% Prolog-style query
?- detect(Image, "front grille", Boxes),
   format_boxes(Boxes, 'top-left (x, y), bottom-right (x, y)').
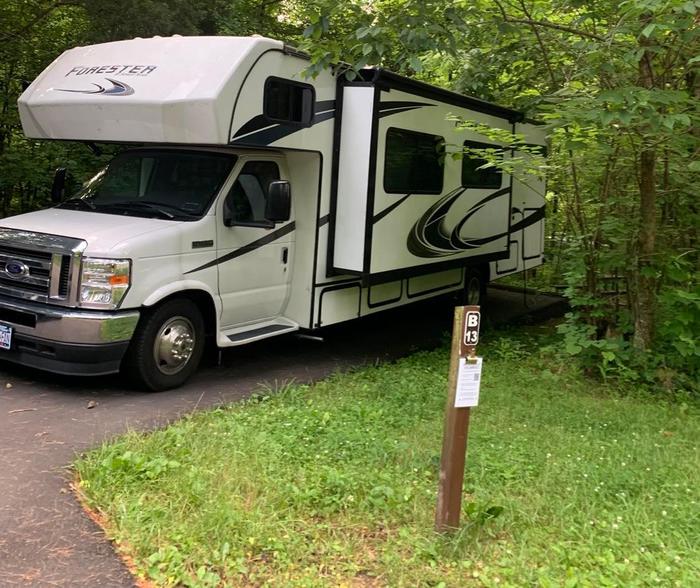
top-left (0, 244), bottom-right (51, 260)
top-left (0, 246), bottom-right (52, 299)
top-left (0, 229), bottom-right (86, 307)
top-left (0, 276), bottom-right (48, 294)
top-left (58, 256), bottom-right (71, 297)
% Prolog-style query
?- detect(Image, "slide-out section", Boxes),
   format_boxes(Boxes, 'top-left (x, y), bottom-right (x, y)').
top-left (331, 85), bottom-right (375, 273)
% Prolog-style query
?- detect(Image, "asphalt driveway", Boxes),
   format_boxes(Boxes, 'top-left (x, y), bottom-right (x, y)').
top-left (0, 287), bottom-right (566, 587)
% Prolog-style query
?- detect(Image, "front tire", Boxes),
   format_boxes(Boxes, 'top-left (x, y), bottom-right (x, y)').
top-left (122, 298), bottom-right (205, 391)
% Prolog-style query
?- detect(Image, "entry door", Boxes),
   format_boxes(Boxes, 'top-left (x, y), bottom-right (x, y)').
top-left (216, 157), bottom-right (294, 328)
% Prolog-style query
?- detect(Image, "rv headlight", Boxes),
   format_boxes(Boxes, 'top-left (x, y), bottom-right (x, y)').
top-left (79, 258), bottom-right (131, 309)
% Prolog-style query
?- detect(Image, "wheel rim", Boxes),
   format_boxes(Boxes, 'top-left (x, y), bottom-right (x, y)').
top-left (466, 276), bottom-right (481, 305)
top-left (153, 316), bottom-right (196, 375)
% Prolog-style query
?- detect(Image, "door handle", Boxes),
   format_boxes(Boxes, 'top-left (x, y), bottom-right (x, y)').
top-left (281, 247), bottom-right (288, 264)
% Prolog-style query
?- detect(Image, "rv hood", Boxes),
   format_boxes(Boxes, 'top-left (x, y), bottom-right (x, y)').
top-left (0, 208), bottom-right (181, 257)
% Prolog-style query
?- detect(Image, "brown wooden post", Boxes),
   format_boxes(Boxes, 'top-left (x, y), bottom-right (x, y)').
top-left (435, 304), bottom-right (480, 532)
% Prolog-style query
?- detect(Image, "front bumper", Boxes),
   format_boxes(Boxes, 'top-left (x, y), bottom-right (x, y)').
top-left (0, 296), bottom-right (140, 376)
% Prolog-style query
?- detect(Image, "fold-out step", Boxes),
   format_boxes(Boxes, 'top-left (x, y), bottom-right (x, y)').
top-left (223, 323), bottom-right (298, 345)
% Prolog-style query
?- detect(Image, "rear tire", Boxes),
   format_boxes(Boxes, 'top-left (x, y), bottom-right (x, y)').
top-left (122, 298), bottom-right (205, 391)
top-left (463, 267), bottom-right (488, 306)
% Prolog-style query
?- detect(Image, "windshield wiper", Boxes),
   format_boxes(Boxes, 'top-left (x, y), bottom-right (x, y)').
top-left (100, 201), bottom-right (175, 219)
top-left (57, 198), bottom-right (96, 211)
top-left (137, 200), bottom-right (200, 219)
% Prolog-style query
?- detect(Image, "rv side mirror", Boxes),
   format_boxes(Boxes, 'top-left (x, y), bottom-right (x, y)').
top-left (51, 168), bottom-right (67, 203)
top-left (266, 181), bottom-right (291, 222)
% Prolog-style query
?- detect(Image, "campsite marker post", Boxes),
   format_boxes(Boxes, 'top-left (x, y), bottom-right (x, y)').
top-left (435, 305), bottom-right (481, 532)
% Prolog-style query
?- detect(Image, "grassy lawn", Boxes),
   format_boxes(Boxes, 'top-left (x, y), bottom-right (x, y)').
top-left (75, 324), bottom-right (700, 587)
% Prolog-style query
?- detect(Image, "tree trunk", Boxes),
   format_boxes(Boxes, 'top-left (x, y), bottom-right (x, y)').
top-left (634, 146), bottom-right (656, 350)
top-left (633, 25), bottom-right (657, 351)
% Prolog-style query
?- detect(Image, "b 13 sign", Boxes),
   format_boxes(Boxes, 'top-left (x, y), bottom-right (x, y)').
top-left (464, 310), bottom-right (480, 346)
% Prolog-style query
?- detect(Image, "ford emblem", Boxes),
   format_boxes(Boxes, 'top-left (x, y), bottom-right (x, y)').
top-left (5, 260), bottom-right (30, 279)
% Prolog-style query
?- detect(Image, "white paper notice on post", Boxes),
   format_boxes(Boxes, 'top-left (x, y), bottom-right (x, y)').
top-left (455, 357), bottom-right (483, 407)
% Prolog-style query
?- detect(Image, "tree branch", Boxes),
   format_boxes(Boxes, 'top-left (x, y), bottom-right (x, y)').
top-left (490, 1), bottom-right (607, 42)
top-left (507, 17), bottom-right (606, 41)
top-left (516, 0), bottom-right (557, 88)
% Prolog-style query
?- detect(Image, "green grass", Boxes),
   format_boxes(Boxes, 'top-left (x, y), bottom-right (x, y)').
top-left (75, 325), bottom-right (700, 587)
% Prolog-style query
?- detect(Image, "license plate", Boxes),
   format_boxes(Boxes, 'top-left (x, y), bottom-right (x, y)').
top-left (0, 324), bottom-right (12, 350)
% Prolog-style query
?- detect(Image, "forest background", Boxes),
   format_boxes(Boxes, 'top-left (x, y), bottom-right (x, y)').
top-left (0, 0), bottom-right (697, 391)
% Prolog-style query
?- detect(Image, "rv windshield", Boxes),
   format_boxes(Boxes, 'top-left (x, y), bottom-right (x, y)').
top-left (58, 150), bottom-right (236, 221)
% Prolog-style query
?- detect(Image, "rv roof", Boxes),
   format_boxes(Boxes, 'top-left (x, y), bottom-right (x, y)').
top-left (18, 35), bottom-right (526, 146)
top-left (360, 68), bottom-right (524, 122)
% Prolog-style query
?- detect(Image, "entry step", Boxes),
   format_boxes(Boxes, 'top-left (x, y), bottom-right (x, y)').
top-left (220, 321), bottom-right (299, 346)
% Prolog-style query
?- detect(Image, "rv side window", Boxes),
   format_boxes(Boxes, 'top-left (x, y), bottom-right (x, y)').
top-left (384, 128), bottom-right (444, 194)
top-left (462, 141), bottom-right (503, 189)
top-left (264, 78), bottom-right (315, 126)
top-left (225, 161), bottom-right (280, 224)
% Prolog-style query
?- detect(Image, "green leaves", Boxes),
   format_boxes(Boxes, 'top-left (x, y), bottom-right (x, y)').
top-left (407, 55), bottom-right (423, 72)
top-left (562, 87), bottom-right (696, 136)
top-left (101, 450), bottom-right (182, 481)
top-left (641, 23), bottom-right (656, 38)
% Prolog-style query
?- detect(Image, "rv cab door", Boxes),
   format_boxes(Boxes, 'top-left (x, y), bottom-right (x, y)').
top-left (216, 156), bottom-right (294, 328)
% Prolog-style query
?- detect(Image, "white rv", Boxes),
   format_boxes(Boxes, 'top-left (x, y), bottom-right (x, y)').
top-left (0, 36), bottom-right (545, 390)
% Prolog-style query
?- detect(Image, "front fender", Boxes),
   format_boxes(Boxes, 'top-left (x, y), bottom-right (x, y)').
top-left (142, 280), bottom-right (221, 322)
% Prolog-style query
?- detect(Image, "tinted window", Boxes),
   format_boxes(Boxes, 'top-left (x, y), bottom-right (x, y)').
top-left (384, 128), bottom-right (444, 194)
top-left (264, 78), bottom-right (314, 125)
top-left (462, 141), bottom-right (503, 189)
top-left (225, 161), bottom-right (280, 224)
top-left (100, 156), bottom-right (140, 196)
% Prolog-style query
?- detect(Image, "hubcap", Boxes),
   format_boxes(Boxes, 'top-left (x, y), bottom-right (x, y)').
top-left (466, 277), bottom-right (481, 305)
top-left (153, 316), bottom-right (196, 375)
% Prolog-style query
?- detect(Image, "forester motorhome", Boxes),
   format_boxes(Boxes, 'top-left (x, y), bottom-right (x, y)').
top-left (1, 36), bottom-right (545, 390)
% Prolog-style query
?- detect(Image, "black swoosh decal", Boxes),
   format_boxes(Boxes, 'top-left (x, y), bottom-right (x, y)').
top-left (377, 106), bottom-right (426, 118)
top-left (407, 187), bottom-right (466, 257)
top-left (56, 82), bottom-right (106, 94)
top-left (407, 187), bottom-right (516, 258)
top-left (234, 110), bottom-right (335, 145)
top-left (378, 101), bottom-right (433, 112)
top-left (231, 99), bottom-right (427, 145)
top-left (449, 188), bottom-right (511, 249)
top-left (458, 206), bottom-right (544, 249)
top-left (102, 78), bottom-right (134, 95)
top-left (510, 207), bottom-right (545, 232)
top-left (56, 78), bottom-right (134, 96)
top-left (233, 114), bottom-right (273, 138)
top-left (233, 123), bottom-right (297, 145)
top-left (315, 99), bottom-right (336, 112)
top-left (377, 101), bottom-right (434, 119)
top-left (232, 100), bottom-right (335, 138)
top-left (231, 99), bottom-right (426, 145)
top-left (373, 194), bottom-right (411, 224)
top-left (185, 222), bottom-right (295, 274)
top-left (232, 100), bottom-right (336, 144)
